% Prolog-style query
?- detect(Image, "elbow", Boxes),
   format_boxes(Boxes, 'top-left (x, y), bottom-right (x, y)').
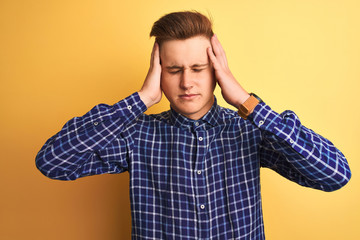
top-left (35, 152), bottom-right (78, 181)
top-left (35, 154), bottom-right (58, 180)
top-left (35, 151), bottom-right (52, 178)
top-left (322, 167), bottom-right (352, 192)
top-left (35, 135), bottom-right (81, 181)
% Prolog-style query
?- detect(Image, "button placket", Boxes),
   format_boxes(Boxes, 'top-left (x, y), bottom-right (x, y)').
top-left (193, 130), bottom-right (209, 237)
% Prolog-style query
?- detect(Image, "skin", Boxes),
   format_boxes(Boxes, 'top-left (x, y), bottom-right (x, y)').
top-left (159, 36), bottom-right (216, 120)
top-left (138, 34), bottom-right (250, 120)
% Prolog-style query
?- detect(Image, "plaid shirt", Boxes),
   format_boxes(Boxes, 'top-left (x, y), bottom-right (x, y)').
top-left (36, 92), bottom-right (351, 239)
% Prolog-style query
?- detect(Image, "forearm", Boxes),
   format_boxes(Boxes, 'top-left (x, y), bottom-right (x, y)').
top-left (249, 103), bottom-right (351, 191)
top-left (138, 90), bottom-right (159, 109)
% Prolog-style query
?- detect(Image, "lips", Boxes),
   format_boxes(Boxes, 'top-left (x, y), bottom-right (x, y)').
top-left (179, 94), bottom-right (199, 100)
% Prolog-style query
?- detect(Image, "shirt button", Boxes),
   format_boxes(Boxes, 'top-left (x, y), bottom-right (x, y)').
top-left (259, 120), bottom-right (264, 126)
top-left (198, 137), bottom-right (203, 141)
top-left (127, 105), bottom-right (132, 110)
top-left (93, 122), bottom-right (99, 126)
top-left (290, 139), bottom-right (294, 144)
top-left (200, 205), bottom-right (205, 209)
top-left (195, 122), bottom-right (199, 126)
top-left (197, 170), bottom-right (202, 175)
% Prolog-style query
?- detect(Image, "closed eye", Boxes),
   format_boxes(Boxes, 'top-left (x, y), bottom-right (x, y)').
top-left (167, 67), bottom-right (206, 74)
top-left (169, 70), bottom-right (182, 74)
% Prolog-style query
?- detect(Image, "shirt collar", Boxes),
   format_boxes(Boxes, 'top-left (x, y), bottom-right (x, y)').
top-left (169, 96), bottom-right (221, 130)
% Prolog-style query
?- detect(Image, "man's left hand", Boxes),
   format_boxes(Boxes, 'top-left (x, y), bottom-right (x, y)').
top-left (207, 34), bottom-right (250, 108)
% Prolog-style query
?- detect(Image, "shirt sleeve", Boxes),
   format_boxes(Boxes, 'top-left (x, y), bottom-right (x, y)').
top-left (247, 102), bottom-right (351, 192)
top-left (35, 92), bottom-right (147, 181)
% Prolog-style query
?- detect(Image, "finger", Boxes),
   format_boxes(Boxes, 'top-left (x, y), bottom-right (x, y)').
top-left (207, 46), bottom-right (220, 71)
top-left (214, 34), bottom-right (228, 66)
top-left (211, 34), bottom-right (228, 67)
top-left (210, 35), bottom-right (221, 58)
top-left (153, 42), bottom-right (161, 67)
top-left (149, 42), bottom-right (156, 67)
top-left (210, 37), bottom-right (226, 69)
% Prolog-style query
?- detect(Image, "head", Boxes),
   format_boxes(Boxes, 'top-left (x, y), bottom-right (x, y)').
top-left (150, 11), bottom-right (216, 120)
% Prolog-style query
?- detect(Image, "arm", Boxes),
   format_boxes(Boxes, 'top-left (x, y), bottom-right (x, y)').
top-left (36, 42), bottom-right (162, 180)
top-left (207, 34), bottom-right (351, 191)
top-left (249, 102), bottom-right (351, 191)
top-left (35, 93), bottom-right (147, 180)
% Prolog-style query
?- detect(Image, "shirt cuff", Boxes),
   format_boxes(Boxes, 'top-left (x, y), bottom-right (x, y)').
top-left (247, 102), bottom-right (304, 149)
top-left (113, 92), bottom-right (148, 121)
top-left (247, 102), bottom-right (282, 132)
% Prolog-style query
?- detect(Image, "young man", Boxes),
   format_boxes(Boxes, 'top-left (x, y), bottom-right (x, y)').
top-left (36, 11), bottom-right (351, 239)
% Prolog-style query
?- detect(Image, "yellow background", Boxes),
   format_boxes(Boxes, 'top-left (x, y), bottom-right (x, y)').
top-left (1, 0), bottom-right (359, 239)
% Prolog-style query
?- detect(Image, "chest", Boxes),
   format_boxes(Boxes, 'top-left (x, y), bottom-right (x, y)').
top-left (131, 123), bottom-right (261, 184)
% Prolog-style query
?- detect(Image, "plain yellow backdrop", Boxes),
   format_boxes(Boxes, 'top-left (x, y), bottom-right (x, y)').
top-left (1, 0), bottom-right (359, 239)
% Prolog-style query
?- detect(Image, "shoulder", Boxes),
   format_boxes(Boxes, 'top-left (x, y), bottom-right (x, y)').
top-left (136, 110), bottom-right (172, 125)
top-left (216, 105), bottom-right (259, 133)
top-left (217, 105), bottom-right (241, 123)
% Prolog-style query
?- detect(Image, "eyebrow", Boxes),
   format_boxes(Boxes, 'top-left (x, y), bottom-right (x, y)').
top-left (165, 63), bottom-right (209, 70)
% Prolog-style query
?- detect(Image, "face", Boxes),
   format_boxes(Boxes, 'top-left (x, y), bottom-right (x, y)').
top-left (160, 36), bottom-right (216, 120)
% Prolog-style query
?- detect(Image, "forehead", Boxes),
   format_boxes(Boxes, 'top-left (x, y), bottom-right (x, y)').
top-left (160, 36), bottom-right (211, 66)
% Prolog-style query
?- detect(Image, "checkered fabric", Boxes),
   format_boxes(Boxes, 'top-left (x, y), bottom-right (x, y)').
top-left (36, 92), bottom-right (351, 240)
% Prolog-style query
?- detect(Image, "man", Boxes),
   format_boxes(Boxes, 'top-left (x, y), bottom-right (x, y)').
top-left (36, 11), bottom-right (351, 239)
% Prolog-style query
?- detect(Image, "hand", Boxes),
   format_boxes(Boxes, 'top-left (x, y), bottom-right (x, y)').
top-left (207, 35), bottom-right (250, 108)
top-left (138, 42), bottom-right (162, 108)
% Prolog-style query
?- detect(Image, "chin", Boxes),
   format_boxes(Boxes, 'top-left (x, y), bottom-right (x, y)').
top-left (177, 106), bottom-right (206, 120)
top-left (176, 106), bottom-right (197, 115)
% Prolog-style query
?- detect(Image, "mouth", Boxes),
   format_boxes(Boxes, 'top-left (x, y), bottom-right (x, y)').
top-left (179, 94), bottom-right (200, 100)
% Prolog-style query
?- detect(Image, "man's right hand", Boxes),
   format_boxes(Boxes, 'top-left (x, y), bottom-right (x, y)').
top-left (138, 42), bottom-right (162, 108)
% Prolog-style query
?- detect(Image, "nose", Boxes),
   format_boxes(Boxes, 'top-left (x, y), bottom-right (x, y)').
top-left (180, 69), bottom-right (193, 90)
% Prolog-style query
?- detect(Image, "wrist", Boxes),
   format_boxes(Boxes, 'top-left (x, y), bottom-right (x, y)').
top-left (138, 90), bottom-right (155, 108)
top-left (234, 90), bottom-right (251, 109)
top-left (237, 93), bottom-right (263, 120)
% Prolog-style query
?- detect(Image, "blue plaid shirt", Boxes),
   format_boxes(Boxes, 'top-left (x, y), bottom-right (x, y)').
top-left (36, 92), bottom-right (351, 239)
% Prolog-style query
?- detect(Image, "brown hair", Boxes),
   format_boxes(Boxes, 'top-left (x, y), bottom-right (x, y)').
top-left (150, 11), bottom-right (214, 46)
